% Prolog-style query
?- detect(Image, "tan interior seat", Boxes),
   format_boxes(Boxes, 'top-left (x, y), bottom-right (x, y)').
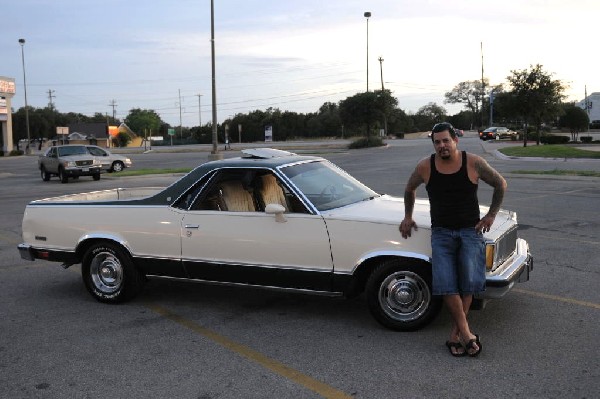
top-left (219, 181), bottom-right (255, 212)
top-left (259, 174), bottom-right (288, 211)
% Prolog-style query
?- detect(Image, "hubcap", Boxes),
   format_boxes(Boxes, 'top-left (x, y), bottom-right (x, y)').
top-left (378, 271), bottom-right (431, 322)
top-left (90, 251), bottom-right (123, 294)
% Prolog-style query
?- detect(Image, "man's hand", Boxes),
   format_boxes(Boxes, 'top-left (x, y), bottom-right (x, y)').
top-left (400, 217), bottom-right (418, 239)
top-left (475, 214), bottom-right (495, 234)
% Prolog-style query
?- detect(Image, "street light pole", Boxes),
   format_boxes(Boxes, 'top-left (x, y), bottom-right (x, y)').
top-left (364, 12), bottom-right (371, 92)
top-left (18, 38), bottom-right (31, 153)
top-left (209, 0), bottom-right (222, 159)
top-left (196, 94), bottom-right (202, 128)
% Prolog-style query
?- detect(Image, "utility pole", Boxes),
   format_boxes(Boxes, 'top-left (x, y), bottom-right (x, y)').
top-left (585, 85), bottom-right (590, 133)
top-left (378, 56), bottom-right (385, 91)
top-left (480, 42), bottom-right (485, 128)
top-left (47, 89), bottom-right (55, 109)
top-left (196, 94), bottom-right (203, 131)
top-left (378, 56), bottom-right (387, 136)
top-left (108, 99), bottom-right (117, 121)
top-left (178, 89), bottom-right (183, 141)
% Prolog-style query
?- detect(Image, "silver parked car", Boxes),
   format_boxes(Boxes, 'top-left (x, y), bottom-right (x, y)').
top-left (38, 145), bottom-right (103, 183)
top-left (86, 145), bottom-right (132, 172)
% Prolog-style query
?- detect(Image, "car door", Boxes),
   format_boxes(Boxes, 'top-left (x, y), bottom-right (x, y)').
top-left (180, 169), bottom-right (334, 292)
top-left (45, 147), bottom-right (59, 173)
top-left (87, 146), bottom-right (110, 169)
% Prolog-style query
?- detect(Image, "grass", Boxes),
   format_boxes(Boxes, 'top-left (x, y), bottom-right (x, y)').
top-left (510, 169), bottom-right (600, 177)
top-left (499, 145), bottom-right (600, 159)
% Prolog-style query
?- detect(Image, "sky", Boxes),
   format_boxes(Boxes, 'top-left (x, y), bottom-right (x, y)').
top-left (2, 0), bottom-right (599, 128)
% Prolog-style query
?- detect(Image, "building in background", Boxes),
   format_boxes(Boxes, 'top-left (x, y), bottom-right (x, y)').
top-left (577, 92), bottom-right (600, 124)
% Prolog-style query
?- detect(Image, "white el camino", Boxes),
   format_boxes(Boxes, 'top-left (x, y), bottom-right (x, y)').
top-left (18, 148), bottom-right (533, 331)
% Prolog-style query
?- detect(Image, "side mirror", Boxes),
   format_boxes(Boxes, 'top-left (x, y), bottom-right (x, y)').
top-left (265, 203), bottom-right (287, 223)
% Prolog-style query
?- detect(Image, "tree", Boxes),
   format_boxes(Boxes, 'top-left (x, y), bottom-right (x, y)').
top-left (444, 80), bottom-right (486, 128)
top-left (505, 64), bottom-right (566, 146)
top-left (559, 103), bottom-right (589, 142)
top-left (339, 90), bottom-right (397, 141)
top-left (124, 108), bottom-right (163, 136)
top-left (339, 91), bottom-right (379, 140)
top-left (412, 102), bottom-right (447, 131)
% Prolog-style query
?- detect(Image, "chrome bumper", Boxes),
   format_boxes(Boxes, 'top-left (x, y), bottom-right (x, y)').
top-left (480, 238), bottom-right (533, 300)
top-left (18, 243), bottom-right (36, 261)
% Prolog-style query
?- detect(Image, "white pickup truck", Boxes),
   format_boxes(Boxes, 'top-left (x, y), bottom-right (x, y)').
top-left (18, 149), bottom-right (533, 331)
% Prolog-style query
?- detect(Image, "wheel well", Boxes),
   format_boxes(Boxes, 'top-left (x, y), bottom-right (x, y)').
top-left (76, 238), bottom-right (129, 262)
top-left (346, 255), bottom-right (431, 298)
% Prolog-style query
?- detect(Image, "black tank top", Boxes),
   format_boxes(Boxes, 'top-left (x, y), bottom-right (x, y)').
top-left (425, 151), bottom-right (480, 229)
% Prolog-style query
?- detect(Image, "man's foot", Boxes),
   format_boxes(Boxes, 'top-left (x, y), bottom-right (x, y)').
top-left (464, 334), bottom-right (482, 357)
top-left (445, 341), bottom-right (466, 357)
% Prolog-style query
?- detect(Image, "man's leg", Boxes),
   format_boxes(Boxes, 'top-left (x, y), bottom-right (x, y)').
top-left (444, 294), bottom-right (478, 354)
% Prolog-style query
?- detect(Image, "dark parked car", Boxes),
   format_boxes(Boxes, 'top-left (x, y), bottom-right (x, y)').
top-left (590, 120), bottom-right (600, 129)
top-left (479, 127), bottom-right (518, 141)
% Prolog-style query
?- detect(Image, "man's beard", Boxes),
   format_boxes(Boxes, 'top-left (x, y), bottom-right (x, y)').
top-left (439, 150), bottom-right (450, 159)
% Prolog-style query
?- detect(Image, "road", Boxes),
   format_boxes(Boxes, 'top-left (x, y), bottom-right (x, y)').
top-left (1, 136), bottom-right (598, 398)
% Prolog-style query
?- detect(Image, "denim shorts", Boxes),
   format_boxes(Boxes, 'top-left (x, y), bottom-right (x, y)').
top-left (430, 227), bottom-right (486, 295)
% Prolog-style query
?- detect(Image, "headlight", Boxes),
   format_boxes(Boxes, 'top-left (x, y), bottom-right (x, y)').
top-left (93, 159), bottom-right (101, 165)
top-left (65, 161), bottom-right (76, 167)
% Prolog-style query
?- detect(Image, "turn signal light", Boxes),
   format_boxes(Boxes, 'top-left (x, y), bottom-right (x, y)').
top-left (485, 244), bottom-right (495, 270)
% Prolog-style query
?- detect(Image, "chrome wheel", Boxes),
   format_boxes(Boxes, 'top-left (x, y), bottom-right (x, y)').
top-left (112, 161), bottom-right (124, 172)
top-left (89, 251), bottom-right (124, 294)
top-left (377, 270), bottom-right (431, 323)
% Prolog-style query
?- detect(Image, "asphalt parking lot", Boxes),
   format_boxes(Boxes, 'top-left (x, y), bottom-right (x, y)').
top-left (1, 137), bottom-right (599, 398)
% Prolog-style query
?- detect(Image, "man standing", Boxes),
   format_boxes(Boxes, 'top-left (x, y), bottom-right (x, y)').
top-left (399, 122), bottom-right (506, 357)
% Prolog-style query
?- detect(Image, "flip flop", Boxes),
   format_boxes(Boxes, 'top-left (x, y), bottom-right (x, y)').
top-left (445, 341), bottom-right (466, 357)
top-left (465, 334), bottom-right (482, 357)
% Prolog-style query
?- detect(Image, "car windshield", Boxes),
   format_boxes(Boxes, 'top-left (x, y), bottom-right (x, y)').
top-left (58, 146), bottom-right (87, 156)
top-left (280, 160), bottom-right (379, 211)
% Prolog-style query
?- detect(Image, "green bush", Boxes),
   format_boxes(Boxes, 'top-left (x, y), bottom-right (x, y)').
top-left (540, 135), bottom-right (569, 144)
top-left (9, 150), bottom-right (24, 156)
top-left (348, 136), bottom-right (385, 149)
top-left (580, 136), bottom-right (593, 143)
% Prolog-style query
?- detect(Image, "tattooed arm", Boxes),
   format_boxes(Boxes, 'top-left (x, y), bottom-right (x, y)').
top-left (400, 162), bottom-right (426, 238)
top-left (474, 156), bottom-right (507, 233)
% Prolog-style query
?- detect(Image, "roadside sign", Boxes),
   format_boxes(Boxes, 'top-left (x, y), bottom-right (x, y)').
top-left (168, 128), bottom-right (176, 136)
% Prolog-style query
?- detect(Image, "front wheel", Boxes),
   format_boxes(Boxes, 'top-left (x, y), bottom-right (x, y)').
top-left (58, 167), bottom-right (68, 183)
top-left (366, 259), bottom-right (441, 331)
top-left (111, 161), bottom-right (124, 172)
top-left (40, 166), bottom-right (50, 181)
top-left (82, 242), bottom-right (145, 303)
top-left (93, 173), bottom-right (101, 181)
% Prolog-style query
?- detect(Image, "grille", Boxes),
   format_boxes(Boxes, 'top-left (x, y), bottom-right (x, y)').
top-left (76, 160), bottom-right (93, 166)
top-left (494, 225), bottom-right (518, 266)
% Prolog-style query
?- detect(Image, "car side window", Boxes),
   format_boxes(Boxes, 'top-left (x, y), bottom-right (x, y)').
top-left (190, 169), bottom-right (310, 214)
top-left (87, 147), bottom-right (106, 156)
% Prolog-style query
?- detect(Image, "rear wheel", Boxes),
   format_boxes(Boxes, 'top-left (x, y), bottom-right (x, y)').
top-left (111, 161), bottom-right (124, 172)
top-left (58, 167), bottom-right (68, 183)
top-left (40, 166), bottom-right (50, 181)
top-left (366, 259), bottom-right (441, 331)
top-left (82, 242), bottom-right (145, 303)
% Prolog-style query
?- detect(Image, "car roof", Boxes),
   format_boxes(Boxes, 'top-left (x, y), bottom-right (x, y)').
top-left (141, 149), bottom-right (324, 205)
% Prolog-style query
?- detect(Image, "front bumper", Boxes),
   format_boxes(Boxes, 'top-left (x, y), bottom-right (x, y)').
top-left (64, 166), bottom-right (102, 176)
top-left (480, 238), bottom-right (533, 299)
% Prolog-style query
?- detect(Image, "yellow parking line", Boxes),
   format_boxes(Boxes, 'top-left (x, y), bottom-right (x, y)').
top-left (514, 288), bottom-right (600, 310)
top-left (145, 304), bottom-right (353, 399)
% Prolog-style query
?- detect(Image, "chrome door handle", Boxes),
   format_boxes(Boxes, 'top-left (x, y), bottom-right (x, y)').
top-left (184, 224), bottom-right (200, 229)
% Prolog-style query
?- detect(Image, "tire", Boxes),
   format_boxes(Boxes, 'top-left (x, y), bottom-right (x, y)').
top-left (495, 134), bottom-right (500, 140)
top-left (366, 259), bottom-right (441, 331)
top-left (111, 161), bottom-right (124, 172)
top-left (93, 173), bottom-right (101, 181)
top-left (82, 242), bottom-right (145, 303)
top-left (59, 167), bottom-right (68, 184)
top-left (40, 166), bottom-right (50, 181)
